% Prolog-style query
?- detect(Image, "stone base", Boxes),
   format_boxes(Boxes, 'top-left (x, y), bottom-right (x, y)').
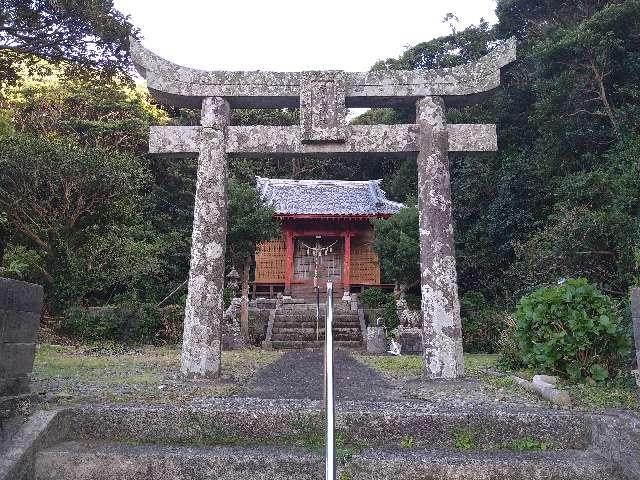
top-left (366, 327), bottom-right (386, 354)
top-left (397, 326), bottom-right (423, 355)
top-left (221, 334), bottom-right (246, 350)
top-left (0, 375), bottom-right (31, 397)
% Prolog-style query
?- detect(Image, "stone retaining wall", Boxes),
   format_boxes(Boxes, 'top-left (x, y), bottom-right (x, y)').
top-left (0, 278), bottom-right (44, 398)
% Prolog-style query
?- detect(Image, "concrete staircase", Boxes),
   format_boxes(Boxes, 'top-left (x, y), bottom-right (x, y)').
top-left (3, 398), bottom-right (635, 480)
top-left (268, 299), bottom-right (363, 350)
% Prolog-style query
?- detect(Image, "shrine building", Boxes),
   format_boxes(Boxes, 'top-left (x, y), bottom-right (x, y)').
top-left (253, 177), bottom-right (403, 300)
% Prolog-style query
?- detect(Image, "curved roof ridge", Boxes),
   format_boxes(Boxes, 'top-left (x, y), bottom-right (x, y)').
top-left (254, 176), bottom-right (403, 216)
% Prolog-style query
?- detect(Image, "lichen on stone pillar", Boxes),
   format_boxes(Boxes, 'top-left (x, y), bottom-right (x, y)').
top-left (181, 97), bottom-right (231, 379)
top-left (416, 96), bottom-right (465, 379)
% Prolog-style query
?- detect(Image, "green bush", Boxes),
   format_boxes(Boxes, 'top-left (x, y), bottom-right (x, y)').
top-left (514, 278), bottom-right (630, 382)
top-left (360, 288), bottom-right (400, 334)
top-left (223, 287), bottom-right (232, 310)
top-left (157, 304), bottom-right (185, 344)
top-left (64, 306), bottom-right (124, 342)
top-left (497, 315), bottom-right (525, 369)
top-left (460, 292), bottom-right (508, 353)
top-left (383, 296), bottom-right (400, 333)
top-left (62, 303), bottom-right (163, 344)
top-left (404, 292), bottom-right (421, 310)
top-left (359, 288), bottom-right (388, 308)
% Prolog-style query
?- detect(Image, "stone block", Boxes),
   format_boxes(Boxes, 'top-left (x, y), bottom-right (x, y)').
top-left (0, 343), bottom-right (36, 377)
top-left (0, 310), bottom-right (40, 344)
top-left (0, 374), bottom-right (31, 396)
top-left (366, 327), bottom-right (386, 354)
top-left (397, 326), bottom-right (423, 355)
top-left (0, 277), bottom-right (44, 313)
top-left (300, 71), bottom-right (347, 143)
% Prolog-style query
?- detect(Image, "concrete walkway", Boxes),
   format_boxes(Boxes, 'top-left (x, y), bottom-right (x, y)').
top-left (238, 350), bottom-right (402, 401)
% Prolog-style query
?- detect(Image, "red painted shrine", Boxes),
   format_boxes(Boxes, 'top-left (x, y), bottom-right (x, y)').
top-left (253, 178), bottom-right (403, 299)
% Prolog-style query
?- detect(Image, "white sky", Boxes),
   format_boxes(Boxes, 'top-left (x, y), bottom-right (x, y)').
top-left (113, 0), bottom-right (498, 72)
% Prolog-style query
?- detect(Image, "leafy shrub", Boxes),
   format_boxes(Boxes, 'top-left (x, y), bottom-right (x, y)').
top-left (497, 315), bottom-right (525, 369)
top-left (360, 288), bottom-right (400, 334)
top-left (404, 292), bottom-right (421, 310)
top-left (383, 296), bottom-right (400, 333)
top-left (62, 303), bottom-right (163, 344)
top-left (514, 278), bottom-right (630, 382)
top-left (223, 287), bottom-right (232, 310)
top-left (359, 288), bottom-right (388, 308)
top-left (157, 304), bottom-right (185, 344)
top-left (460, 292), bottom-right (508, 353)
top-left (64, 306), bottom-right (123, 342)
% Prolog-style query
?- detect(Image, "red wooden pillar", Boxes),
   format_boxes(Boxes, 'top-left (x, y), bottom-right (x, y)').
top-left (284, 229), bottom-right (294, 296)
top-left (343, 233), bottom-right (351, 293)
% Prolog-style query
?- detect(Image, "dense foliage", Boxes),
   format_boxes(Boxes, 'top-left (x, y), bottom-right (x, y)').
top-left (226, 178), bottom-right (280, 336)
top-left (514, 278), bottom-right (629, 381)
top-left (0, 1), bottom-right (638, 353)
top-left (372, 205), bottom-right (420, 291)
top-left (460, 292), bottom-right (510, 353)
top-left (359, 288), bottom-right (399, 333)
top-left (364, 0), bottom-right (640, 305)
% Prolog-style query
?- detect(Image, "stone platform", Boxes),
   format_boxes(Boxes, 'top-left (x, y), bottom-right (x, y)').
top-left (1, 397), bottom-right (638, 479)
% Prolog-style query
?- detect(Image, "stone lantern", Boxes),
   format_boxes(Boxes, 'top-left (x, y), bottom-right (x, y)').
top-left (226, 268), bottom-right (240, 297)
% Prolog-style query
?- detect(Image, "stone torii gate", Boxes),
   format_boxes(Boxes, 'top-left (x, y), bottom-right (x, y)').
top-left (131, 37), bottom-right (516, 380)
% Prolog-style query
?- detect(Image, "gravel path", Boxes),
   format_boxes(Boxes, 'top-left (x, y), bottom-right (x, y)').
top-left (239, 349), bottom-right (403, 401)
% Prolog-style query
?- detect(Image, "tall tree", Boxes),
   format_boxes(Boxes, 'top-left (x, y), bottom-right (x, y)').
top-left (0, 0), bottom-right (136, 85)
top-left (226, 179), bottom-right (280, 337)
top-left (372, 205), bottom-right (420, 294)
top-left (0, 133), bottom-right (155, 312)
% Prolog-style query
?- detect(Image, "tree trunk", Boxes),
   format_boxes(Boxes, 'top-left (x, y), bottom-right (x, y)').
top-left (240, 256), bottom-right (251, 339)
top-left (590, 61), bottom-right (619, 134)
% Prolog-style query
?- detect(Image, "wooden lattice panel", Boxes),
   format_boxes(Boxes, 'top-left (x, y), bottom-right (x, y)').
top-left (350, 235), bottom-right (380, 284)
top-left (254, 238), bottom-right (286, 283)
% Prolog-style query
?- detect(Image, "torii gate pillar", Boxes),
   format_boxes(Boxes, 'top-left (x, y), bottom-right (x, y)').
top-left (181, 97), bottom-right (230, 378)
top-left (417, 97), bottom-right (463, 378)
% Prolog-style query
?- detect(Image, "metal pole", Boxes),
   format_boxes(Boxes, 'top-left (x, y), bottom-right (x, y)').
top-left (315, 260), bottom-right (320, 342)
top-left (324, 281), bottom-right (335, 480)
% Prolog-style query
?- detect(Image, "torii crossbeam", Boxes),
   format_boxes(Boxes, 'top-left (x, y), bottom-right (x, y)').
top-left (132, 37), bottom-right (516, 380)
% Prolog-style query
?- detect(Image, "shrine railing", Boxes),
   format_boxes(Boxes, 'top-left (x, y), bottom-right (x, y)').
top-left (324, 281), bottom-right (336, 480)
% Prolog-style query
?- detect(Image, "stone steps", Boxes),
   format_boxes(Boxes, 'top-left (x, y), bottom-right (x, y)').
top-left (271, 340), bottom-right (362, 349)
top-left (35, 442), bottom-right (324, 480)
top-left (272, 319), bottom-right (359, 324)
top-left (6, 400), bottom-right (635, 479)
top-left (271, 326), bottom-right (361, 333)
top-left (34, 442), bottom-right (621, 480)
top-left (271, 335), bottom-right (360, 343)
top-left (268, 302), bottom-right (363, 348)
top-left (350, 448), bottom-right (620, 480)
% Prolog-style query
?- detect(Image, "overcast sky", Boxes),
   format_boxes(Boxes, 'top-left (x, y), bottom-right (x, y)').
top-left (113, 0), bottom-right (498, 72)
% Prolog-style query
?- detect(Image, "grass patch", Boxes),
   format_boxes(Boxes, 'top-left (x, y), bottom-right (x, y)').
top-left (562, 377), bottom-right (638, 410)
top-left (352, 353), bottom-right (499, 379)
top-left (501, 437), bottom-right (551, 451)
top-left (452, 429), bottom-right (475, 450)
top-left (400, 434), bottom-right (415, 449)
top-left (33, 343), bottom-right (282, 405)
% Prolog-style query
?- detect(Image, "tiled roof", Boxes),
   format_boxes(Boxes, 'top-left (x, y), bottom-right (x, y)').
top-left (256, 177), bottom-right (404, 216)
